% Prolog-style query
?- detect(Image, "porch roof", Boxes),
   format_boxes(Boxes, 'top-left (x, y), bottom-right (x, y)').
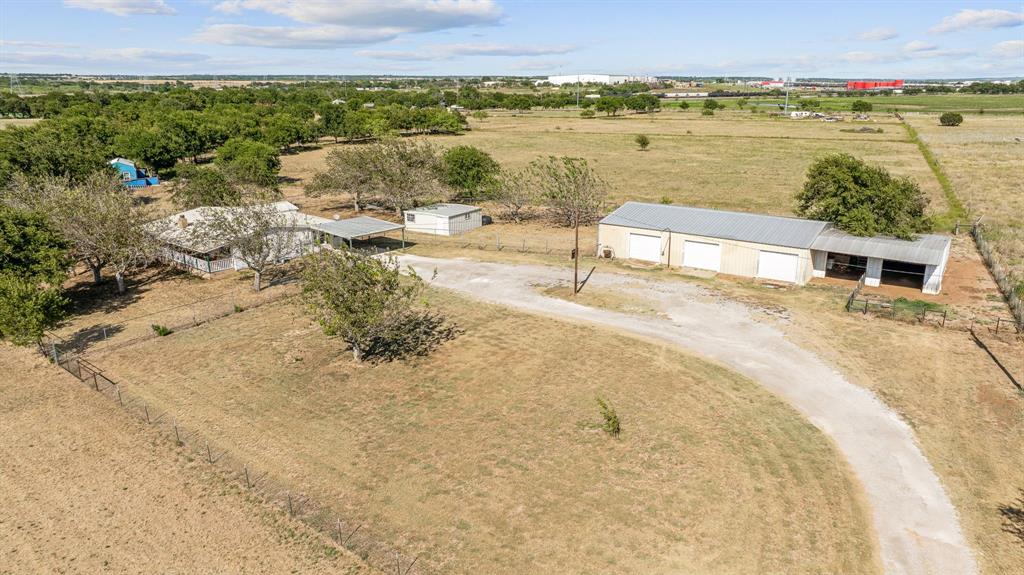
top-left (811, 228), bottom-right (950, 266)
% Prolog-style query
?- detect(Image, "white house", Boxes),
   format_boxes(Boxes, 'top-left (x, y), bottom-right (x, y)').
top-left (790, 111), bottom-right (812, 118)
top-left (148, 201), bottom-right (328, 275)
top-left (403, 204), bottom-right (482, 236)
top-left (598, 202), bottom-right (951, 294)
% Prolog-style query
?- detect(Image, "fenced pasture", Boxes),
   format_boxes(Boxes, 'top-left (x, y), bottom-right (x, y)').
top-left (0, 344), bottom-right (370, 574)
top-left (279, 108), bottom-right (953, 223)
top-left (70, 289), bottom-right (879, 575)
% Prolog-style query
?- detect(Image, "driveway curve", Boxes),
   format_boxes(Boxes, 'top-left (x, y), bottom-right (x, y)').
top-left (399, 254), bottom-right (976, 575)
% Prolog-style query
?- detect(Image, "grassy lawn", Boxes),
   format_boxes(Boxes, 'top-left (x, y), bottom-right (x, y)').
top-left (738, 93), bottom-right (1024, 114)
top-left (87, 288), bottom-right (878, 575)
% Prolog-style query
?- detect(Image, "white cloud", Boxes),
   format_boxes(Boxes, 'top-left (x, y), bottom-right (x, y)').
top-left (357, 43), bottom-right (575, 61)
top-left (191, 24), bottom-right (402, 48)
top-left (199, 0), bottom-right (502, 48)
top-left (930, 9), bottom-right (1024, 33)
top-left (991, 39), bottom-right (1024, 59)
top-left (64, 0), bottom-right (176, 16)
top-left (0, 39), bottom-right (78, 49)
top-left (902, 40), bottom-right (937, 52)
top-left (857, 28), bottom-right (898, 41)
top-left (4, 48), bottom-right (208, 68)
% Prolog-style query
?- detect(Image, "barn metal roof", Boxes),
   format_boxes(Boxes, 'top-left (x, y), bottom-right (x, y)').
top-left (405, 203), bottom-right (480, 217)
top-left (314, 216), bottom-right (404, 240)
top-left (600, 201), bottom-right (830, 249)
top-left (810, 228), bottom-right (950, 266)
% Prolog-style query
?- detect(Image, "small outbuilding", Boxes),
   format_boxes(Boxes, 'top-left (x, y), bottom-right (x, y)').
top-left (598, 201), bottom-right (951, 294)
top-left (403, 203), bottom-right (482, 236)
top-left (110, 158), bottom-right (159, 188)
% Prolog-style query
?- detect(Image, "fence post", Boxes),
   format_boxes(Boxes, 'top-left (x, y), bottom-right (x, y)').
top-left (50, 342), bottom-right (58, 364)
top-left (206, 442), bottom-right (213, 464)
top-left (115, 384), bottom-right (123, 406)
top-left (942, 310), bottom-right (947, 327)
top-left (244, 464), bottom-right (251, 488)
top-left (173, 419), bottom-right (181, 445)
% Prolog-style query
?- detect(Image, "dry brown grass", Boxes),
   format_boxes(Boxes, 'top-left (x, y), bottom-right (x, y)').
top-left (280, 109), bottom-right (948, 218)
top-left (0, 343), bottom-right (374, 575)
top-left (0, 118), bottom-right (40, 129)
top-left (904, 113), bottom-right (1024, 290)
top-left (81, 287), bottom-right (878, 575)
top-left (414, 247), bottom-right (1024, 575)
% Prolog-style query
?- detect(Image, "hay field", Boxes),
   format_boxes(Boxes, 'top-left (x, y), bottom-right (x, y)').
top-left (87, 289), bottom-right (879, 575)
top-left (0, 344), bottom-right (374, 575)
top-left (904, 113), bottom-right (1024, 289)
top-left (280, 109), bottom-right (949, 220)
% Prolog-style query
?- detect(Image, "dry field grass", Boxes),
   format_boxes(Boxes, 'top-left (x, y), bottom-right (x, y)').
top-left (398, 244), bottom-right (1024, 574)
top-left (81, 287), bottom-right (879, 575)
top-left (280, 109), bottom-right (949, 219)
top-left (0, 343), bottom-right (374, 575)
top-left (904, 113), bottom-right (1024, 290)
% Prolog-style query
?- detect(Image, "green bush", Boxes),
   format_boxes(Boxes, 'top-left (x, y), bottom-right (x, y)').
top-left (579, 109), bottom-right (596, 119)
top-left (701, 108), bottom-right (714, 116)
top-left (596, 397), bottom-right (621, 437)
top-left (939, 112), bottom-right (963, 126)
top-left (634, 134), bottom-right (650, 151)
top-left (151, 324), bottom-right (172, 336)
top-left (659, 196), bottom-right (673, 204)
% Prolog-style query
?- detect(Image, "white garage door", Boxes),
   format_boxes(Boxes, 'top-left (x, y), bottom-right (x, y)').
top-left (628, 233), bottom-right (662, 262)
top-left (757, 250), bottom-right (799, 283)
top-left (683, 241), bottom-right (721, 271)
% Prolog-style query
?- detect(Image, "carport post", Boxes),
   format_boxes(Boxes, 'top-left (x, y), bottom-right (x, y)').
top-left (401, 228), bottom-right (406, 249)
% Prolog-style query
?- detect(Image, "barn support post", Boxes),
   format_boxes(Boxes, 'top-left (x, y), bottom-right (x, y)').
top-left (401, 228), bottom-right (406, 249)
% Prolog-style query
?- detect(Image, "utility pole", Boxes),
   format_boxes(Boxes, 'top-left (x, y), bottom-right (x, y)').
top-left (573, 215), bottom-right (580, 294)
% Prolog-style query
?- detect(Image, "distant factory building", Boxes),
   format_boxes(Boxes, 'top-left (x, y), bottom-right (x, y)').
top-left (543, 74), bottom-right (658, 86)
top-left (847, 80), bottom-right (904, 91)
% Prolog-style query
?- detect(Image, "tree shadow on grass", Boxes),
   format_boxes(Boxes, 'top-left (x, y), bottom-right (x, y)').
top-left (1000, 489), bottom-right (1024, 546)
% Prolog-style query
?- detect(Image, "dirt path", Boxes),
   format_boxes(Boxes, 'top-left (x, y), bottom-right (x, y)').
top-left (398, 254), bottom-right (977, 575)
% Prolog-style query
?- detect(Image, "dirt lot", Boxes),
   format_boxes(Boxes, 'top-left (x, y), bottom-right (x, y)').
top-left (280, 109), bottom-right (950, 220)
top-left (78, 284), bottom-right (878, 575)
top-left (0, 343), bottom-right (374, 575)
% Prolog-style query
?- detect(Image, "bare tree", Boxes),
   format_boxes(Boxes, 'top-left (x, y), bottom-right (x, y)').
top-left (305, 146), bottom-right (377, 212)
top-left (307, 139), bottom-right (449, 217)
top-left (489, 167), bottom-right (537, 223)
top-left (5, 172), bottom-right (156, 292)
top-left (198, 199), bottom-right (300, 292)
top-left (531, 156), bottom-right (608, 228)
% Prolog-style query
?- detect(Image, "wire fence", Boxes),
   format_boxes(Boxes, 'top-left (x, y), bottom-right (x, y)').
top-left (38, 339), bottom-right (428, 575)
top-left (972, 223), bottom-right (1024, 331)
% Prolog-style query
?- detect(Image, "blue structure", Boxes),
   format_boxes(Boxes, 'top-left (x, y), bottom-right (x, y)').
top-left (109, 158), bottom-right (159, 188)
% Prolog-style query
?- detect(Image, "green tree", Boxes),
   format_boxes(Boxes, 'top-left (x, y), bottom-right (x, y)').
top-left (594, 96), bottom-right (625, 116)
top-left (301, 249), bottom-right (460, 362)
top-left (214, 138), bottom-right (281, 188)
top-left (736, 98), bottom-right (749, 109)
top-left (579, 109), bottom-right (596, 119)
top-left (320, 105), bottom-right (347, 142)
top-left (939, 112), bottom-right (963, 126)
top-left (170, 164), bottom-right (242, 209)
top-left (796, 153), bottom-right (931, 239)
top-left (0, 205), bottom-right (70, 345)
top-left (634, 134), bottom-right (650, 151)
top-left (441, 145), bottom-right (500, 198)
top-left (703, 98), bottom-right (721, 110)
top-left (851, 100), bottom-right (873, 113)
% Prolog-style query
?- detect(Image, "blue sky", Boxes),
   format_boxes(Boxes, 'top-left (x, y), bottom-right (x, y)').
top-left (1, 1), bottom-right (1021, 78)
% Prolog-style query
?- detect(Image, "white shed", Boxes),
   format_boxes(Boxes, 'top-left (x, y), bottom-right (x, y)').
top-left (403, 204), bottom-right (482, 236)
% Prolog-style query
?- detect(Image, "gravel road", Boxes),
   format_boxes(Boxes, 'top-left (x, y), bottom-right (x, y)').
top-left (399, 254), bottom-right (977, 575)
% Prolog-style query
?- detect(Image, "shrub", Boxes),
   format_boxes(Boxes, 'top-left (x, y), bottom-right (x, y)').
top-left (851, 100), bottom-right (873, 112)
top-left (151, 324), bottom-right (172, 336)
top-left (233, 304), bottom-right (244, 313)
top-left (596, 397), bottom-right (621, 437)
top-left (579, 109), bottom-right (595, 119)
top-left (471, 110), bottom-right (489, 121)
top-left (659, 196), bottom-right (673, 204)
top-left (634, 134), bottom-right (650, 151)
top-left (939, 112), bottom-right (963, 126)
top-left (441, 145), bottom-right (500, 197)
top-left (701, 108), bottom-right (714, 116)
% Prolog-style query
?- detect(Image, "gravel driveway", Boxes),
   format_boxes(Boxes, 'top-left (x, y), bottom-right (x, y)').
top-left (399, 254), bottom-right (977, 575)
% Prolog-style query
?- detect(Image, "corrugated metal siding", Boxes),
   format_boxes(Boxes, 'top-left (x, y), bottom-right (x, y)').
top-left (314, 216), bottom-right (404, 239)
top-left (810, 228), bottom-right (950, 266)
top-left (600, 202), bottom-right (829, 249)
top-left (406, 203), bottom-right (480, 218)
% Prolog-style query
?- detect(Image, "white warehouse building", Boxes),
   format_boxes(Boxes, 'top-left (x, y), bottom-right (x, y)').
top-left (598, 202), bottom-right (951, 294)
top-left (544, 74), bottom-right (658, 86)
top-left (404, 203), bottom-right (483, 236)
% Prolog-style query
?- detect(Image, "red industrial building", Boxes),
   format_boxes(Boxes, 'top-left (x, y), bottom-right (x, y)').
top-left (847, 80), bottom-right (904, 90)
